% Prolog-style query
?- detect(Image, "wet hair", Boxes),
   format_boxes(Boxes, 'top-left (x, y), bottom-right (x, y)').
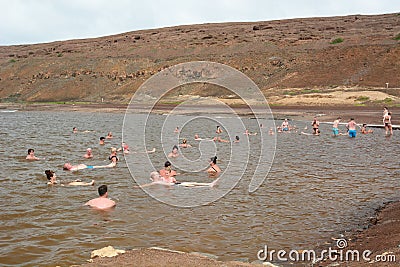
top-left (172, 145), bottom-right (178, 151)
top-left (350, 118), bottom-right (354, 121)
top-left (28, 148), bottom-right (34, 154)
top-left (235, 136), bottom-right (240, 141)
top-left (210, 156), bottom-right (217, 164)
top-left (45, 170), bottom-right (54, 180)
top-left (182, 139), bottom-right (187, 144)
top-left (100, 137), bottom-right (105, 141)
top-left (388, 112), bottom-right (392, 115)
top-left (73, 127), bottom-right (77, 131)
top-left (98, 185), bottom-right (108, 196)
top-left (337, 117), bottom-right (341, 120)
top-left (164, 161), bottom-right (172, 168)
top-left (362, 123), bottom-right (367, 127)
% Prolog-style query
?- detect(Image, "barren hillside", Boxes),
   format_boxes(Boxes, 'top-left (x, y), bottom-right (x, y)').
top-left (0, 13), bottom-right (399, 106)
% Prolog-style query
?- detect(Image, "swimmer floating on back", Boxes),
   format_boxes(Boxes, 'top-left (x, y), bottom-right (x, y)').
top-left (45, 170), bottom-right (94, 186)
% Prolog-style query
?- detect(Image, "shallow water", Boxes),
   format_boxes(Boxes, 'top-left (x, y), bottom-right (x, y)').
top-left (0, 111), bottom-right (399, 266)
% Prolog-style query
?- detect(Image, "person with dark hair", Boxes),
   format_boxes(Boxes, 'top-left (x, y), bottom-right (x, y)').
top-left (85, 185), bottom-right (116, 210)
top-left (168, 145), bottom-right (180, 158)
top-left (312, 117), bottom-right (320, 135)
top-left (26, 148), bottom-right (44, 160)
top-left (174, 127), bottom-right (180, 133)
top-left (234, 135), bottom-right (240, 143)
top-left (99, 137), bottom-right (106, 145)
top-left (159, 161), bottom-right (178, 183)
top-left (346, 118), bottom-right (360, 138)
top-left (45, 170), bottom-right (94, 186)
top-left (179, 138), bottom-right (192, 148)
top-left (361, 124), bottom-right (373, 134)
top-left (216, 126), bottom-right (223, 134)
top-left (72, 127), bottom-right (78, 134)
top-left (383, 111), bottom-right (393, 136)
top-left (332, 117), bottom-right (341, 136)
top-left (207, 156), bottom-right (221, 177)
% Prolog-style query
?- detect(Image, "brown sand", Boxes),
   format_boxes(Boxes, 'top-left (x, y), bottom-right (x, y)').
top-left (81, 248), bottom-right (263, 267)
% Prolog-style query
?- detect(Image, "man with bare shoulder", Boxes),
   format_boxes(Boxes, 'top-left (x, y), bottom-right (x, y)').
top-left (85, 185), bottom-right (116, 210)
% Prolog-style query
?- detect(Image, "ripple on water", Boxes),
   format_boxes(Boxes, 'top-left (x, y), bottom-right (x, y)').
top-left (0, 112), bottom-right (399, 265)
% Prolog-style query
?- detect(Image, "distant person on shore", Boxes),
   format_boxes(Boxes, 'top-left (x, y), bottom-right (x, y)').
top-left (174, 127), bottom-right (180, 133)
top-left (383, 111), bottom-right (393, 136)
top-left (281, 119), bottom-right (290, 132)
top-left (346, 118), bottom-right (360, 138)
top-left (159, 161), bottom-right (178, 183)
top-left (73, 127), bottom-right (78, 134)
top-left (361, 124), bottom-right (374, 134)
top-left (106, 132), bottom-right (113, 139)
top-left (26, 148), bottom-right (44, 160)
top-left (85, 185), bottom-right (116, 210)
top-left (179, 138), bottom-right (192, 148)
top-left (84, 148), bottom-right (93, 158)
top-left (332, 117), bottom-right (341, 136)
top-left (312, 117), bottom-right (320, 135)
top-left (168, 145), bottom-right (180, 158)
top-left (99, 137), bottom-right (106, 145)
top-left (45, 170), bottom-right (94, 186)
top-left (207, 156), bottom-right (221, 177)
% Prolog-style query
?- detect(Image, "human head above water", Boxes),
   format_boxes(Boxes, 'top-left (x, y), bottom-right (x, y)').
top-left (172, 145), bottom-right (178, 152)
top-left (164, 161), bottom-right (172, 168)
top-left (210, 156), bottom-right (217, 164)
top-left (27, 148), bottom-right (34, 155)
top-left (45, 170), bottom-right (55, 180)
top-left (98, 185), bottom-right (108, 197)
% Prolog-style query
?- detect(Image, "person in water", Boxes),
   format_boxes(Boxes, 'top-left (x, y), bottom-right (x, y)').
top-left (207, 156), bottom-right (221, 177)
top-left (72, 127), bottom-right (78, 134)
top-left (216, 126), bottom-right (223, 134)
top-left (346, 118), bottom-right (360, 138)
top-left (108, 147), bottom-right (119, 164)
top-left (26, 148), bottom-right (44, 160)
top-left (45, 170), bottom-right (94, 186)
top-left (383, 111), bottom-right (393, 136)
top-left (311, 117), bottom-right (320, 135)
top-left (63, 161), bottom-right (116, 171)
top-left (85, 185), bottom-right (116, 210)
top-left (84, 148), bottom-right (93, 158)
top-left (99, 137), bottom-right (106, 145)
top-left (174, 127), bottom-right (180, 133)
top-left (168, 145), bottom-right (180, 158)
top-left (281, 119), bottom-right (290, 132)
top-left (106, 132), bottom-right (113, 139)
top-left (361, 124), bottom-right (374, 134)
top-left (159, 161), bottom-right (178, 183)
top-left (179, 138), bottom-right (192, 148)
top-left (332, 117), bottom-right (341, 136)
top-left (233, 136), bottom-right (240, 143)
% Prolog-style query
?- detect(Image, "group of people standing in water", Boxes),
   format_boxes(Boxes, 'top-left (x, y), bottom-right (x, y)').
top-left (281, 106), bottom-right (394, 138)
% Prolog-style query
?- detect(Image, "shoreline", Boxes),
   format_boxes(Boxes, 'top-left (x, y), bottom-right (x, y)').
top-left (1, 102), bottom-right (396, 125)
top-left (79, 201), bottom-right (400, 267)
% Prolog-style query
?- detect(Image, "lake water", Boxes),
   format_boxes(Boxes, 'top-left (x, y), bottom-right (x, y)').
top-left (0, 110), bottom-right (399, 266)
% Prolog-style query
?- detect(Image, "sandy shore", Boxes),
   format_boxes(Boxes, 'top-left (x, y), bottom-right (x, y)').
top-left (80, 247), bottom-right (264, 267)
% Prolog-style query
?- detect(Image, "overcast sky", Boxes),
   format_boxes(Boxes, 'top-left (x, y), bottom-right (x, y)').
top-left (1, 0), bottom-right (399, 45)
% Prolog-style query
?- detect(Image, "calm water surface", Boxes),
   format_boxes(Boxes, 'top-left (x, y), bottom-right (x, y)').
top-left (0, 111), bottom-right (399, 266)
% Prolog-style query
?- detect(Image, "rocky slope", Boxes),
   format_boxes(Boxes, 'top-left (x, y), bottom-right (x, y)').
top-left (0, 13), bottom-right (399, 106)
